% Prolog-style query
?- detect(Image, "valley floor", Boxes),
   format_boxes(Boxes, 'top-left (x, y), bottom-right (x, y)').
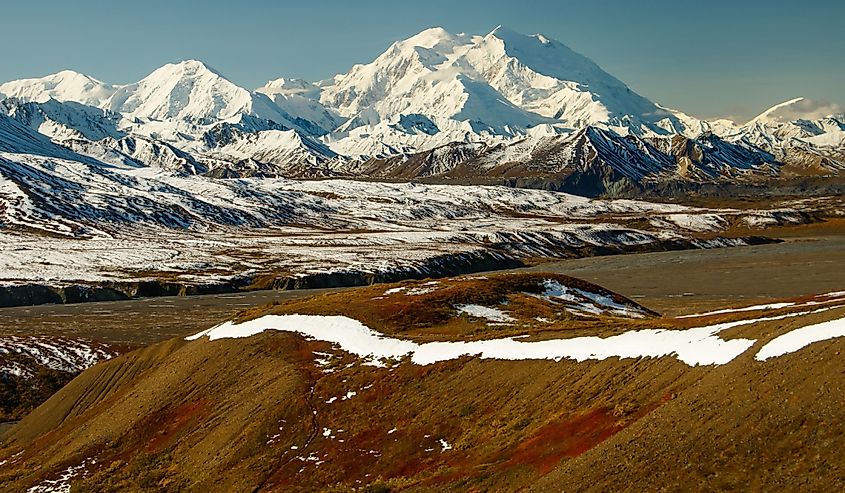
top-left (1, 226), bottom-right (842, 345)
top-left (523, 225), bottom-right (845, 316)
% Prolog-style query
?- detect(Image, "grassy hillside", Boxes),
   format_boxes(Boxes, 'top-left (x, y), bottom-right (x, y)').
top-left (1, 274), bottom-right (843, 492)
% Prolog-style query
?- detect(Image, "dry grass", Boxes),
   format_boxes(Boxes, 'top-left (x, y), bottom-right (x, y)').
top-left (236, 273), bottom-right (663, 341)
top-left (3, 273), bottom-right (845, 491)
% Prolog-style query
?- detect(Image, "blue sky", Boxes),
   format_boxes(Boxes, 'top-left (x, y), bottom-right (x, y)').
top-left (2, 0), bottom-right (843, 121)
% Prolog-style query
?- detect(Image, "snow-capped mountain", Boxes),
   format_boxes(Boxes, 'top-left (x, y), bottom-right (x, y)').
top-left (0, 61), bottom-right (337, 160)
top-left (749, 98), bottom-right (844, 125)
top-left (105, 61), bottom-right (290, 126)
top-left (0, 26), bottom-right (842, 193)
top-left (710, 98), bottom-right (845, 174)
top-left (736, 98), bottom-right (845, 148)
top-left (318, 27), bottom-right (553, 157)
top-left (458, 26), bottom-right (694, 133)
top-left (0, 61), bottom-right (340, 176)
top-left (0, 70), bottom-right (117, 107)
top-left (256, 78), bottom-right (345, 136)
top-left (315, 26), bottom-right (705, 156)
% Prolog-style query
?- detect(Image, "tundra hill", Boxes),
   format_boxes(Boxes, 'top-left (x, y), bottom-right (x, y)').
top-left (0, 336), bottom-right (123, 421)
top-left (2, 274), bottom-right (845, 492)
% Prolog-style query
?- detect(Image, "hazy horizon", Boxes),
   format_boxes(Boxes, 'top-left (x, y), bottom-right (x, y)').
top-left (2, 0), bottom-right (843, 122)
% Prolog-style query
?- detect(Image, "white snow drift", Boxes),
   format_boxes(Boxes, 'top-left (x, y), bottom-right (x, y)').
top-left (185, 315), bottom-right (728, 367)
top-left (187, 305), bottom-right (845, 367)
top-left (755, 315), bottom-right (845, 360)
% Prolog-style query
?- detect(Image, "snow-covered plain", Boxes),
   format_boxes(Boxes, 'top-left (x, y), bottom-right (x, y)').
top-left (0, 336), bottom-right (115, 378)
top-left (0, 150), bottom-right (782, 286)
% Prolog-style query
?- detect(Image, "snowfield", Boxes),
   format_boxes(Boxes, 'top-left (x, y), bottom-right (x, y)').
top-left (186, 305), bottom-right (845, 367)
top-left (0, 336), bottom-right (115, 378)
top-left (0, 149), bottom-right (788, 287)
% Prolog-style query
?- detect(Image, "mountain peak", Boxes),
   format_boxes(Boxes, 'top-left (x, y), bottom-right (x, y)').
top-left (104, 60), bottom-right (261, 123)
top-left (153, 59), bottom-right (225, 80)
top-left (0, 69), bottom-right (117, 106)
top-left (487, 25), bottom-right (553, 45)
top-left (399, 26), bottom-right (466, 50)
top-left (53, 69), bottom-right (96, 80)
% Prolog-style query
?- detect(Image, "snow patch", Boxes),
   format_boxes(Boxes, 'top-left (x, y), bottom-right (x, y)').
top-left (755, 315), bottom-right (845, 361)
top-left (532, 279), bottom-right (648, 318)
top-left (678, 302), bottom-right (796, 319)
top-left (185, 311), bottom-right (836, 367)
top-left (406, 286), bottom-right (439, 296)
top-left (456, 304), bottom-right (514, 323)
top-left (26, 459), bottom-right (94, 493)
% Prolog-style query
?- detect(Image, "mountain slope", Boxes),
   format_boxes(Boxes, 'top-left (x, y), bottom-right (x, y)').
top-left (330, 126), bottom-right (779, 196)
top-left (0, 111), bottom-right (103, 163)
top-left (0, 70), bottom-right (118, 107)
top-left (460, 26), bottom-right (693, 134)
top-left (205, 129), bottom-right (341, 177)
top-left (1, 98), bottom-right (123, 142)
top-left (313, 25), bottom-right (702, 157)
top-left (105, 60), bottom-right (301, 129)
top-left (256, 78), bottom-right (346, 136)
top-left (2, 280), bottom-right (844, 492)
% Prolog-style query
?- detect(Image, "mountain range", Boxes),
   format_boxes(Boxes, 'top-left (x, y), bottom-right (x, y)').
top-left (0, 26), bottom-right (843, 196)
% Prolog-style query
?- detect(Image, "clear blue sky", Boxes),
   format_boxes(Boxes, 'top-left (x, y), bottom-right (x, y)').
top-left (2, 0), bottom-right (843, 121)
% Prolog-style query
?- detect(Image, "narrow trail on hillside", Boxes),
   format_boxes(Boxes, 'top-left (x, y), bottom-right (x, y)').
top-left (252, 373), bottom-right (322, 492)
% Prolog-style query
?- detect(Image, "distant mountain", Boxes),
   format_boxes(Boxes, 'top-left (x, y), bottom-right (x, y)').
top-left (329, 127), bottom-right (780, 196)
top-left (256, 78), bottom-right (345, 136)
top-left (105, 60), bottom-right (323, 141)
top-left (315, 26), bottom-right (704, 156)
top-left (748, 97), bottom-right (845, 125)
top-left (711, 98), bottom-right (845, 175)
top-left (0, 61), bottom-right (334, 143)
top-left (0, 70), bottom-right (117, 107)
top-left (0, 27), bottom-right (842, 195)
top-left (459, 26), bottom-right (694, 133)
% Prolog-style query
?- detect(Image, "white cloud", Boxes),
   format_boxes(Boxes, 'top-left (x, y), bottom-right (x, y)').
top-left (753, 97), bottom-right (845, 123)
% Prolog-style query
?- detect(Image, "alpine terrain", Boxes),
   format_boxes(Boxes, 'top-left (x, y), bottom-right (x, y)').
top-left (1, 21), bottom-right (844, 493)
